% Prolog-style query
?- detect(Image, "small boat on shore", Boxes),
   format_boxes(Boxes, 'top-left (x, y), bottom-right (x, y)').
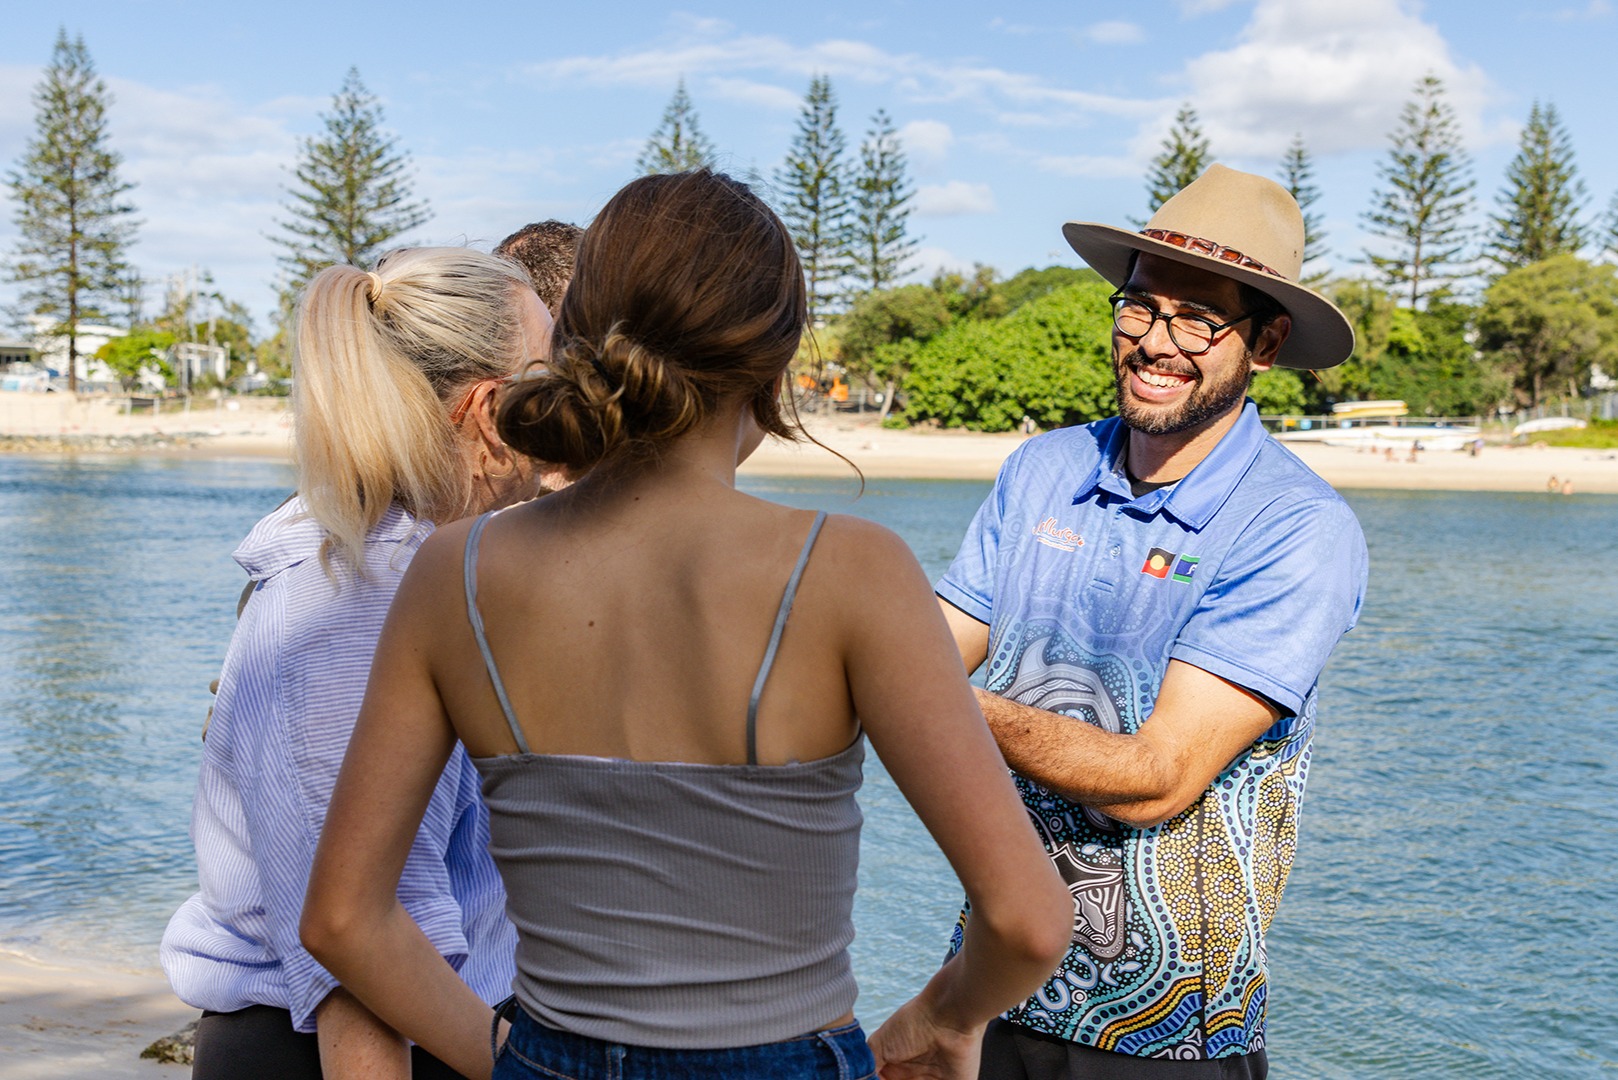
top-left (1274, 401), bottom-right (1481, 452)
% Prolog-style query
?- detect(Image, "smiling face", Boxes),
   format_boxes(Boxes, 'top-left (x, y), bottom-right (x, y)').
top-left (1112, 253), bottom-right (1280, 438)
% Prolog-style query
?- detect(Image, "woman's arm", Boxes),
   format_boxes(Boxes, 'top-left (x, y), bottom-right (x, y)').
top-left (302, 534), bottom-right (499, 1080)
top-left (830, 519), bottom-right (1070, 1079)
top-left (316, 989), bottom-right (411, 1079)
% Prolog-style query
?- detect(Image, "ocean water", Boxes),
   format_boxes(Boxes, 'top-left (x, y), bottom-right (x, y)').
top-left (0, 456), bottom-right (1614, 1077)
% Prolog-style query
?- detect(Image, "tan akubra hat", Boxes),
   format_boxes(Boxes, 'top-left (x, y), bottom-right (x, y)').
top-left (1062, 163), bottom-right (1354, 369)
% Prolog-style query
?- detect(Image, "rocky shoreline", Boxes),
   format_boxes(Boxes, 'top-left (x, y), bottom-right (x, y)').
top-left (0, 432), bottom-right (208, 454)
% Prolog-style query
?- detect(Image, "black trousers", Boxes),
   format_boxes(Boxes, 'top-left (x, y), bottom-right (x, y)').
top-left (191, 1004), bottom-right (468, 1080)
top-left (979, 1019), bottom-right (1268, 1080)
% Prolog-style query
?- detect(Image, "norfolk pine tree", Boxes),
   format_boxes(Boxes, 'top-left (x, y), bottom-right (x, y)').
top-left (1144, 104), bottom-right (1212, 216)
top-left (1488, 101), bottom-right (1587, 272)
top-left (1279, 133), bottom-right (1329, 283)
top-left (849, 109), bottom-right (918, 295)
top-left (637, 79), bottom-right (716, 175)
top-left (776, 76), bottom-right (852, 322)
top-left (5, 30), bottom-right (137, 392)
top-left (272, 68), bottom-right (430, 298)
top-left (1362, 74), bottom-right (1476, 308)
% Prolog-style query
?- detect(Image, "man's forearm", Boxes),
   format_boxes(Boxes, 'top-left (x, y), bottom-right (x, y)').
top-left (975, 687), bottom-right (1175, 820)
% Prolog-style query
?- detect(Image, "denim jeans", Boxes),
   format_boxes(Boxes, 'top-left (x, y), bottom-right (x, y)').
top-left (491, 1001), bottom-right (876, 1080)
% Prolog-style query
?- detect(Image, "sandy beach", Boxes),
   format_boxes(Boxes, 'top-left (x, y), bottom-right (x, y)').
top-left (0, 949), bottom-right (191, 1079)
top-left (3, 391), bottom-right (1616, 493)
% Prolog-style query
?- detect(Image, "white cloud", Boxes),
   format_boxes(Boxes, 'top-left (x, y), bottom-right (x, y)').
top-left (988, 18), bottom-right (1039, 35)
top-left (1035, 153), bottom-right (1142, 180)
top-left (704, 77), bottom-right (802, 112)
top-left (1084, 21), bottom-right (1146, 45)
top-left (1163, 0), bottom-right (1502, 161)
top-left (529, 21), bottom-right (1151, 128)
top-left (1553, 0), bottom-right (1612, 19)
top-left (898, 119), bottom-right (953, 167)
top-left (906, 244), bottom-right (974, 281)
top-left (915, 181), bottom-right (996, 217)
top-left (1177, 0), bottom-right (1246, 13)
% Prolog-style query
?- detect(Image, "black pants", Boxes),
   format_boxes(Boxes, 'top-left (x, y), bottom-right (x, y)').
top-left (191, 1004), bottom-right (468, 1080)
top-left (979, 1019), bottom-right (1268, 1080)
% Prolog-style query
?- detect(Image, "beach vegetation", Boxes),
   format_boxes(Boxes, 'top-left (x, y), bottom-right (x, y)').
top-left (899, 281), bottom-right (1114, 431)
top-left (1478, 254), bottom-right (1618, 406)
top-left (777, 75), bottom-right (852, 322)
top-left (637, 79), bottom-right (717, 175)
top-left (270, 68), bottom-right (431, 300)
top-left (1487, 102), bottom-right (1587, 273)
top-left (95, 328), bottom-right (173, 390)
top-left (1143, 104), bottom-right (1212, 218)
top-left (1521, 418), bottom-right (1618, 449)
top-left (1362, 73), bottom-right (1477, 309)
top-left (1279, 134), bottom-right (1330, 284)
top-left (848, 109), bottom-right (918, 295)
top-left (4, 30), bottom-right (138, 392)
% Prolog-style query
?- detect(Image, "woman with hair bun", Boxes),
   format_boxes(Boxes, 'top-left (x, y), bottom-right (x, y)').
top-left (303, 171), bottom-right (1069, 1080)
top-left (163, 247), bottom-right (554, 1079)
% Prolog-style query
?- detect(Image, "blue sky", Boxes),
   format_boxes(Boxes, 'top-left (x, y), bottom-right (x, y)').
top-left (3, 0), bottom-right (1616, 332)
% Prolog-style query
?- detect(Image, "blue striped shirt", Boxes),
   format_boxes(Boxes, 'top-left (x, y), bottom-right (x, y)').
top-left (161, 497), bottom-right (516, 1033)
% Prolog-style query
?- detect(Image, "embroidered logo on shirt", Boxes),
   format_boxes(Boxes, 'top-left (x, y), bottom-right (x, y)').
top-left (1033, 517), bottom-right (1085, 552)
top-left (1142, 547), bottom-right (1200, 583)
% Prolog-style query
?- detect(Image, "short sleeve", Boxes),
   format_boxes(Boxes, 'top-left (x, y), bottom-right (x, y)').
top-left (936, 445), bottom-right (1025, 625)
top-left (1171, 496), bottom-right (1367, 717)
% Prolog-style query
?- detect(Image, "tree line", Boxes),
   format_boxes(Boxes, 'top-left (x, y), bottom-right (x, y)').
top-left (3, 33), bottom-right (433, 391)
top-left (838, 73), bottom-right (1618, 429)
top-left (5, 34), bottom-right (1617, 423)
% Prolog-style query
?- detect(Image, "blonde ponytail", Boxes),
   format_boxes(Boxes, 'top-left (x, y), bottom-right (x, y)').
top-left (291, 248), bottom-right (533, 573)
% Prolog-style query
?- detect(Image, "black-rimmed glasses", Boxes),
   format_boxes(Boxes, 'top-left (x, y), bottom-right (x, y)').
top-left (1107, 292), bottom-right (1257, 355)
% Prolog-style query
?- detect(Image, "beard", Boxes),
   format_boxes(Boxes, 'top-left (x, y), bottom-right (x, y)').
top-left (1113, 346), bottom-right (1254, 436)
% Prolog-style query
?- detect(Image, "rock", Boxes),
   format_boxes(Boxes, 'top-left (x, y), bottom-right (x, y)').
top-left (140, 1018), bottom-right (198, 1064)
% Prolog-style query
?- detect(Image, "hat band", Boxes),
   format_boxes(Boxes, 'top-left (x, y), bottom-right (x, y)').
top-left (1140, 229), bottom-right (1285, 280)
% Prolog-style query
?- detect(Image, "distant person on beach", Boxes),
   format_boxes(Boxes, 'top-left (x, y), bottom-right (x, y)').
top-left (934, 165), bottom-right (1369, 1078)
top-left (162, 248), bottom-right (555, 1080)
top-left (301, 169), bottom-right (1070, 1080)
top-left (494, 219), bottom-right (583, 315)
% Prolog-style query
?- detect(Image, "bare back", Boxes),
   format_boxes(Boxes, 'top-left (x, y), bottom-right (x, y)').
top-left (428, 478), bottom-right (859, 767)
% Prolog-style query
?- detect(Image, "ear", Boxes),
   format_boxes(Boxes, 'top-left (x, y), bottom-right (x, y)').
top-left (1250, 313), bottom-right (1290, 372)
top-left (468, 382), bottom-right (510, 460)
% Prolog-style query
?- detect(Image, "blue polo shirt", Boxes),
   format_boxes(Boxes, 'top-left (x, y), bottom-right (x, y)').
top-left (938, 402), bottom-right (1366, 1060)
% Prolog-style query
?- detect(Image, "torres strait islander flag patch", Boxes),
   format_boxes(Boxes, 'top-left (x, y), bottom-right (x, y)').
top-left (1142, 547), bottom-right (1200, 583)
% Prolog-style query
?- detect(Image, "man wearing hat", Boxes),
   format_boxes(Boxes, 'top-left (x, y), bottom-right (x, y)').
top-left (935, 165), bottom-right (1368, 1077)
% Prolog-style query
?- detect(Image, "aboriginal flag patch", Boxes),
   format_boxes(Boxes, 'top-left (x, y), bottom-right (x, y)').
top-left (1141, 548), bottom-right (1175, 578)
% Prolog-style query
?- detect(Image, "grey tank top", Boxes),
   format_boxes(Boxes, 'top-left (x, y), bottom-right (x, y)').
top-left (462, 510), bottom-right (865, 1050)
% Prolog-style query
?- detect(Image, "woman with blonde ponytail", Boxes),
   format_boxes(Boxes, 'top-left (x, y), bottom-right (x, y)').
top-left (163, 247), bottom-right (557, 1080)
top-left (305, 171), bottom-right (1069, 1080)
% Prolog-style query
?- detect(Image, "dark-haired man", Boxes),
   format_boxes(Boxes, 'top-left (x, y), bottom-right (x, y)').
top-left (495, 219), bottom-right (583, 314)
top-left (936, 165), bottom-right (1368, 1078)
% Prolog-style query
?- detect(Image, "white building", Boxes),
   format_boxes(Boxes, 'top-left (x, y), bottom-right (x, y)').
top-left (27, 316), bottom-right (128, 389)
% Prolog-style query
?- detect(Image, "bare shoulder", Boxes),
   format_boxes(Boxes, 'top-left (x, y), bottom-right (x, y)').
top-left (812, 513), bottom-right (920, 575)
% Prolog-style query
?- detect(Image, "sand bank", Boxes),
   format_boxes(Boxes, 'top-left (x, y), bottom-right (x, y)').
top-left (4, 393), bottom-right (1616, 493)
top-left (0, 949), bottom-right (192, 1078)
top-left (738, 417), bottom-right (1618, 495)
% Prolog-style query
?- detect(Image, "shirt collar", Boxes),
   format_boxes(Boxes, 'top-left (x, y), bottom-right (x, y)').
top-left (1073, 400), bottom-right (1269, 528)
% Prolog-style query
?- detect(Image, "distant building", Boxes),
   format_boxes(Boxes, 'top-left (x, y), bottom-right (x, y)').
top-left (173, 342), bottom-right (229, 387)
top-left (0, 338), bottom-right (38, 369)
top-left (27, 316), bottom-right (128, 389)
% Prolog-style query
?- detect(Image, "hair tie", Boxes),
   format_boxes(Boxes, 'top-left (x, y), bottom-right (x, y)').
top-left (588, 356), bottom-right (619, 390)
top-left (365, 271), bottom-right (384, 303)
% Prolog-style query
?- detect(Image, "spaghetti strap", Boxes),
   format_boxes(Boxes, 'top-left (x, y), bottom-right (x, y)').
top-left (745, 511), bottom-right (828, 765)
top-left (463, 512), bottom-right (530, 754)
